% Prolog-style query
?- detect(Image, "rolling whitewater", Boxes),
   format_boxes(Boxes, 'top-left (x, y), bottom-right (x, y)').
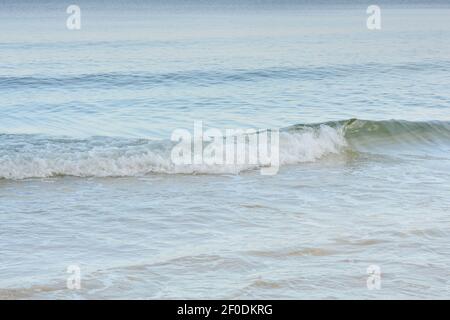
top-left (1, 119), bottom-right (450, 179)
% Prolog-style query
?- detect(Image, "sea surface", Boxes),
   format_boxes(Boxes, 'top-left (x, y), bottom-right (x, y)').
top-left (1, 1), bottom-right (450, 299)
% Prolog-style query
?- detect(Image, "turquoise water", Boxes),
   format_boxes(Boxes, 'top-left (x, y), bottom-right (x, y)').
top-left (1, 2), bottom-right (450, 299)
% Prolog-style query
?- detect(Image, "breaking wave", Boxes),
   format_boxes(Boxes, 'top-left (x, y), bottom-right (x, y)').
top-left (1, 119), bottom-right (449, 179)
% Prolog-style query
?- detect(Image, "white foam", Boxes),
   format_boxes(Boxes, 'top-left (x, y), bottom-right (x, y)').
top-left (279, 125), bottom-right (347, 165)
top-left (0, 125), bottom-right (347, 179)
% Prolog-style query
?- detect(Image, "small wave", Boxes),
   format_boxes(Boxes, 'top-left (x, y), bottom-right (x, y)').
top-left (288, 118), bottom-right (450, 148)
top-left (2, 60), bottom-right (449, 90)
top-left (247, 247), bottom-right (336, 258)
top-left (1, 119), bottom-right (449, 179)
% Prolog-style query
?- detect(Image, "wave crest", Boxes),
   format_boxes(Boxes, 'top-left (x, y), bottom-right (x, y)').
top-left (1, 119), bottom-right (449, 179)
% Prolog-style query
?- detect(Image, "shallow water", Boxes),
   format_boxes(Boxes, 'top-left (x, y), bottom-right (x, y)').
top-left (1, 1), bottom-right (450, 299)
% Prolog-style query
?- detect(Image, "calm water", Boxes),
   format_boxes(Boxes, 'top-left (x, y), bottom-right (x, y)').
top-left (1, 1), bottom-right (450, 299)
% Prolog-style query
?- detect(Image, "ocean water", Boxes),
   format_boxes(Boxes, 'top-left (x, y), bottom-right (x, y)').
top-left (1, 1), bottom-right (450, 299)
